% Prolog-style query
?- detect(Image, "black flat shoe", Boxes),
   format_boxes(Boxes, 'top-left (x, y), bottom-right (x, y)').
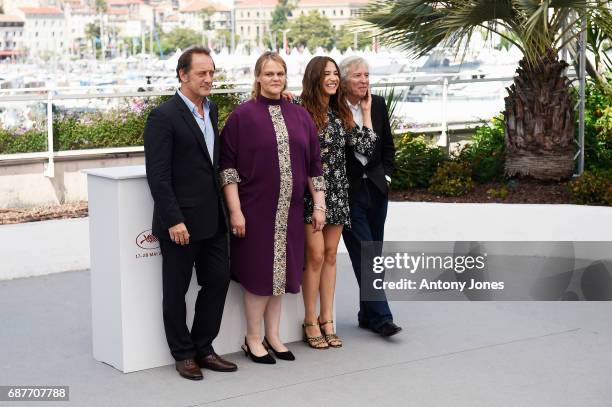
top-left (242, 337), bottom-right (276, 364)
top-left (263, 336), bottom-right (295, 361)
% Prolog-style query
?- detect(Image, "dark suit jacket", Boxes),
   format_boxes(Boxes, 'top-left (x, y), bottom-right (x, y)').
top-left (144, 93), bottom-right (226, 241)
top-left (345, 94), bottom-right (396, 202)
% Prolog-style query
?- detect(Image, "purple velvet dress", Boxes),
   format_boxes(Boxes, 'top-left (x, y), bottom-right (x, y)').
top-left (219, 95), bottom-right (324, 296)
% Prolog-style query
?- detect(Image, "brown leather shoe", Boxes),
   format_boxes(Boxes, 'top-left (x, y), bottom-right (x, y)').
top-left (175, 359), bottom-right (203, 380)
top-left (197, 352), bottom-right (238, 372)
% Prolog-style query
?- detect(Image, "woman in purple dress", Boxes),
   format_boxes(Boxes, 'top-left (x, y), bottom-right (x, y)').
top-left (219, 52), bottom-right (325, 364)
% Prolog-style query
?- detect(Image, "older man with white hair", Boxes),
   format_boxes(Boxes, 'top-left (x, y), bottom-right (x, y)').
top-left (339, 56), bottom-right (402, 337)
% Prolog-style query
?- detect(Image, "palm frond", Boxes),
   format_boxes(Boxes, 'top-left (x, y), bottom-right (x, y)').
top-left (440, 0), bottom-right (515, 29)
top-left (361, 0), bottom-right (612, 68)
top-left (361, 0), bottom-right (448, 57)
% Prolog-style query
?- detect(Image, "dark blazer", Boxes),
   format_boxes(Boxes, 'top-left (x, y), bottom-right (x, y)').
top-left (144, 93), bottom-right (226, 241)
top-left (345, 94), bottom-right (396, 201)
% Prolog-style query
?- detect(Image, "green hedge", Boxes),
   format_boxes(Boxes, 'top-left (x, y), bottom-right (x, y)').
top-left (568, 169), bottom-right (612, 206)
top-left (391, 134), bottom-right (447, 190)
top-left (0, 92), bottom-right (244, 155)
top-left (54, 107), bottom-right (152, 151)
top-left (428, 161), bottom-right (474, 197)
top-left (0, 127), bottom-right (47, 154)
top-left (456, 116), bottom-right (506, 183)
top-left (391, 78), bottom-right (612, 202)
top-left (584, 80), bottom-right (612, 172)
top-left (392, 116), bottom-right (505, 194)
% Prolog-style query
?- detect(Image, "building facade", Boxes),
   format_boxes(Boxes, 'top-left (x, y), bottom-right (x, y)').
top-left (0, 14), bottom-right (25, 59)
top-left (66, 5), bottom-right (96, 51)
top-left (17, 7), bottom-right (67, 57)
top-left (179, 0), bottom-right (231, 33)
top-left (107, 0), bottom-right (154, 24)
top-left (233, 0), bottom-right (273, 46)
top-left (2, 0), bottom-right (40, 17)
top-left (234, 0), bottom-right (369, 46)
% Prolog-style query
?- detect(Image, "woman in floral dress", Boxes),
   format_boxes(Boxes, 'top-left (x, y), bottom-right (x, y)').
top-left (298, 56), bottom-right (377, 349)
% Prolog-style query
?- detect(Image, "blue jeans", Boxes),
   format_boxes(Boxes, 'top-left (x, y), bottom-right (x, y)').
top-left (342, 179), bottom-right (393, 329)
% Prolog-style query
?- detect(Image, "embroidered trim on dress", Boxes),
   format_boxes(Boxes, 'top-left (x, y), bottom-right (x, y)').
top-left (219, 168), bottom-right (241, 187)
top-left (312, 176), bottom-right (326, 191)
top-left (268, 105), bottom-right (293, 296)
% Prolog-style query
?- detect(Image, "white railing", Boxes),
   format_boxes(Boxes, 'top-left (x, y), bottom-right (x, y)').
top-left (0, 75), bottom-right (522, 176)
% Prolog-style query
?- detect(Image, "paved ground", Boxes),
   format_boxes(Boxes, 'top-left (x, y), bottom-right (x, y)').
top-left (1, 255), bottom-right (611, 407)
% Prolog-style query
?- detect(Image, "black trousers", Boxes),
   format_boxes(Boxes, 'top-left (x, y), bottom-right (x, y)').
top-left (342, 178), bottom-right (393, 329)
top-left (159, 229), bottom-right (230, 361)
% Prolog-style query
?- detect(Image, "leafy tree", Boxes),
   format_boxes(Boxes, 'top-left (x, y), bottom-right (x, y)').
top-left (214, 29), bottom-right (240, 51)
top-left (85, 22), bottom-right (100, 41)
top-left (271, 0), bottom-right (295, 31)
top-left (335, 26), bottom-right (372, 51)
top-left (268, 0), bottom-right (295, 49)
top-left (582, 78), bottom-right (612, 171)
top-left (94, 0), bottom-right (107, 13)
top-left (160, 27), bottom-right (201, 54)
top-left (200, 7), bottom-right (215, 31)
top-left (84, 22), bottom-right (102, 58)
top-left (287, 11), bottom-right (335, 51)
top-left (200, 6), bottom-right (215, 47)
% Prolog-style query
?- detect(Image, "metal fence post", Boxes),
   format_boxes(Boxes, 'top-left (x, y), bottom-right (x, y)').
top-left (43, 90), bottom-right (55, 178)
top-left (577, 15), bottom-right (586, 176)
top-left (437, 77), bottom-right (449, 148)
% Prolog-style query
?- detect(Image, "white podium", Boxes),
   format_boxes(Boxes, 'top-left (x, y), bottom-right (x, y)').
top-left (85, 165), bottom-right (306, 373)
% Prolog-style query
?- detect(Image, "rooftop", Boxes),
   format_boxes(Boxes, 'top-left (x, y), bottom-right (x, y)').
top-left (108, 0), bottom-right (145, 5)
top-left (0, 14), bottom-right (24, 23)
top-left (180, 0), bottom-right (230, 13)
top-left (164, 14), bottom-right (181, 22)
top-left (107, 8), bottom-right (130, 15)
top-left (234, 0), bottom-right (278, 8)
top-left (70, 8), bottom-right (96, 15)
top-left (235, 0), bottom-right (369, 7)
top-left (18, 7), bottom-right (64, 15)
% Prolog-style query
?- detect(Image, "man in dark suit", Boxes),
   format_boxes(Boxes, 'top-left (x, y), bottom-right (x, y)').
top-left (339, 56), bottom-right (402, 337)
top-left (144, 46), bottom-right (236, 380)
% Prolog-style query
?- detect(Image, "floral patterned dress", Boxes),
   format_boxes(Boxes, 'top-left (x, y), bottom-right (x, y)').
top-left (303, 108), bottom-right (378, 227)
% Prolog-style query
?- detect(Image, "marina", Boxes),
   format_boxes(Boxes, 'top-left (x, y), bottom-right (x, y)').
top-left (1, 45), bottom-right (526, 131)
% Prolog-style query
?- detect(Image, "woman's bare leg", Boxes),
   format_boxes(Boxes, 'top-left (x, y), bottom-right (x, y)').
top-left (302, 224), bottom-right (325, 341)
top-left (244, 290), bottom-right (270, 356)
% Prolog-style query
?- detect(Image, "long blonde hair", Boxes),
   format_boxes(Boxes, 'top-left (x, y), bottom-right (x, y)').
top-left (252, 51), bottom-right (288, 99)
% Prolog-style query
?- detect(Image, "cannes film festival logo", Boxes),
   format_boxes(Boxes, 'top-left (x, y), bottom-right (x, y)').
top-left (136, 230), bottom-right (160, 250)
